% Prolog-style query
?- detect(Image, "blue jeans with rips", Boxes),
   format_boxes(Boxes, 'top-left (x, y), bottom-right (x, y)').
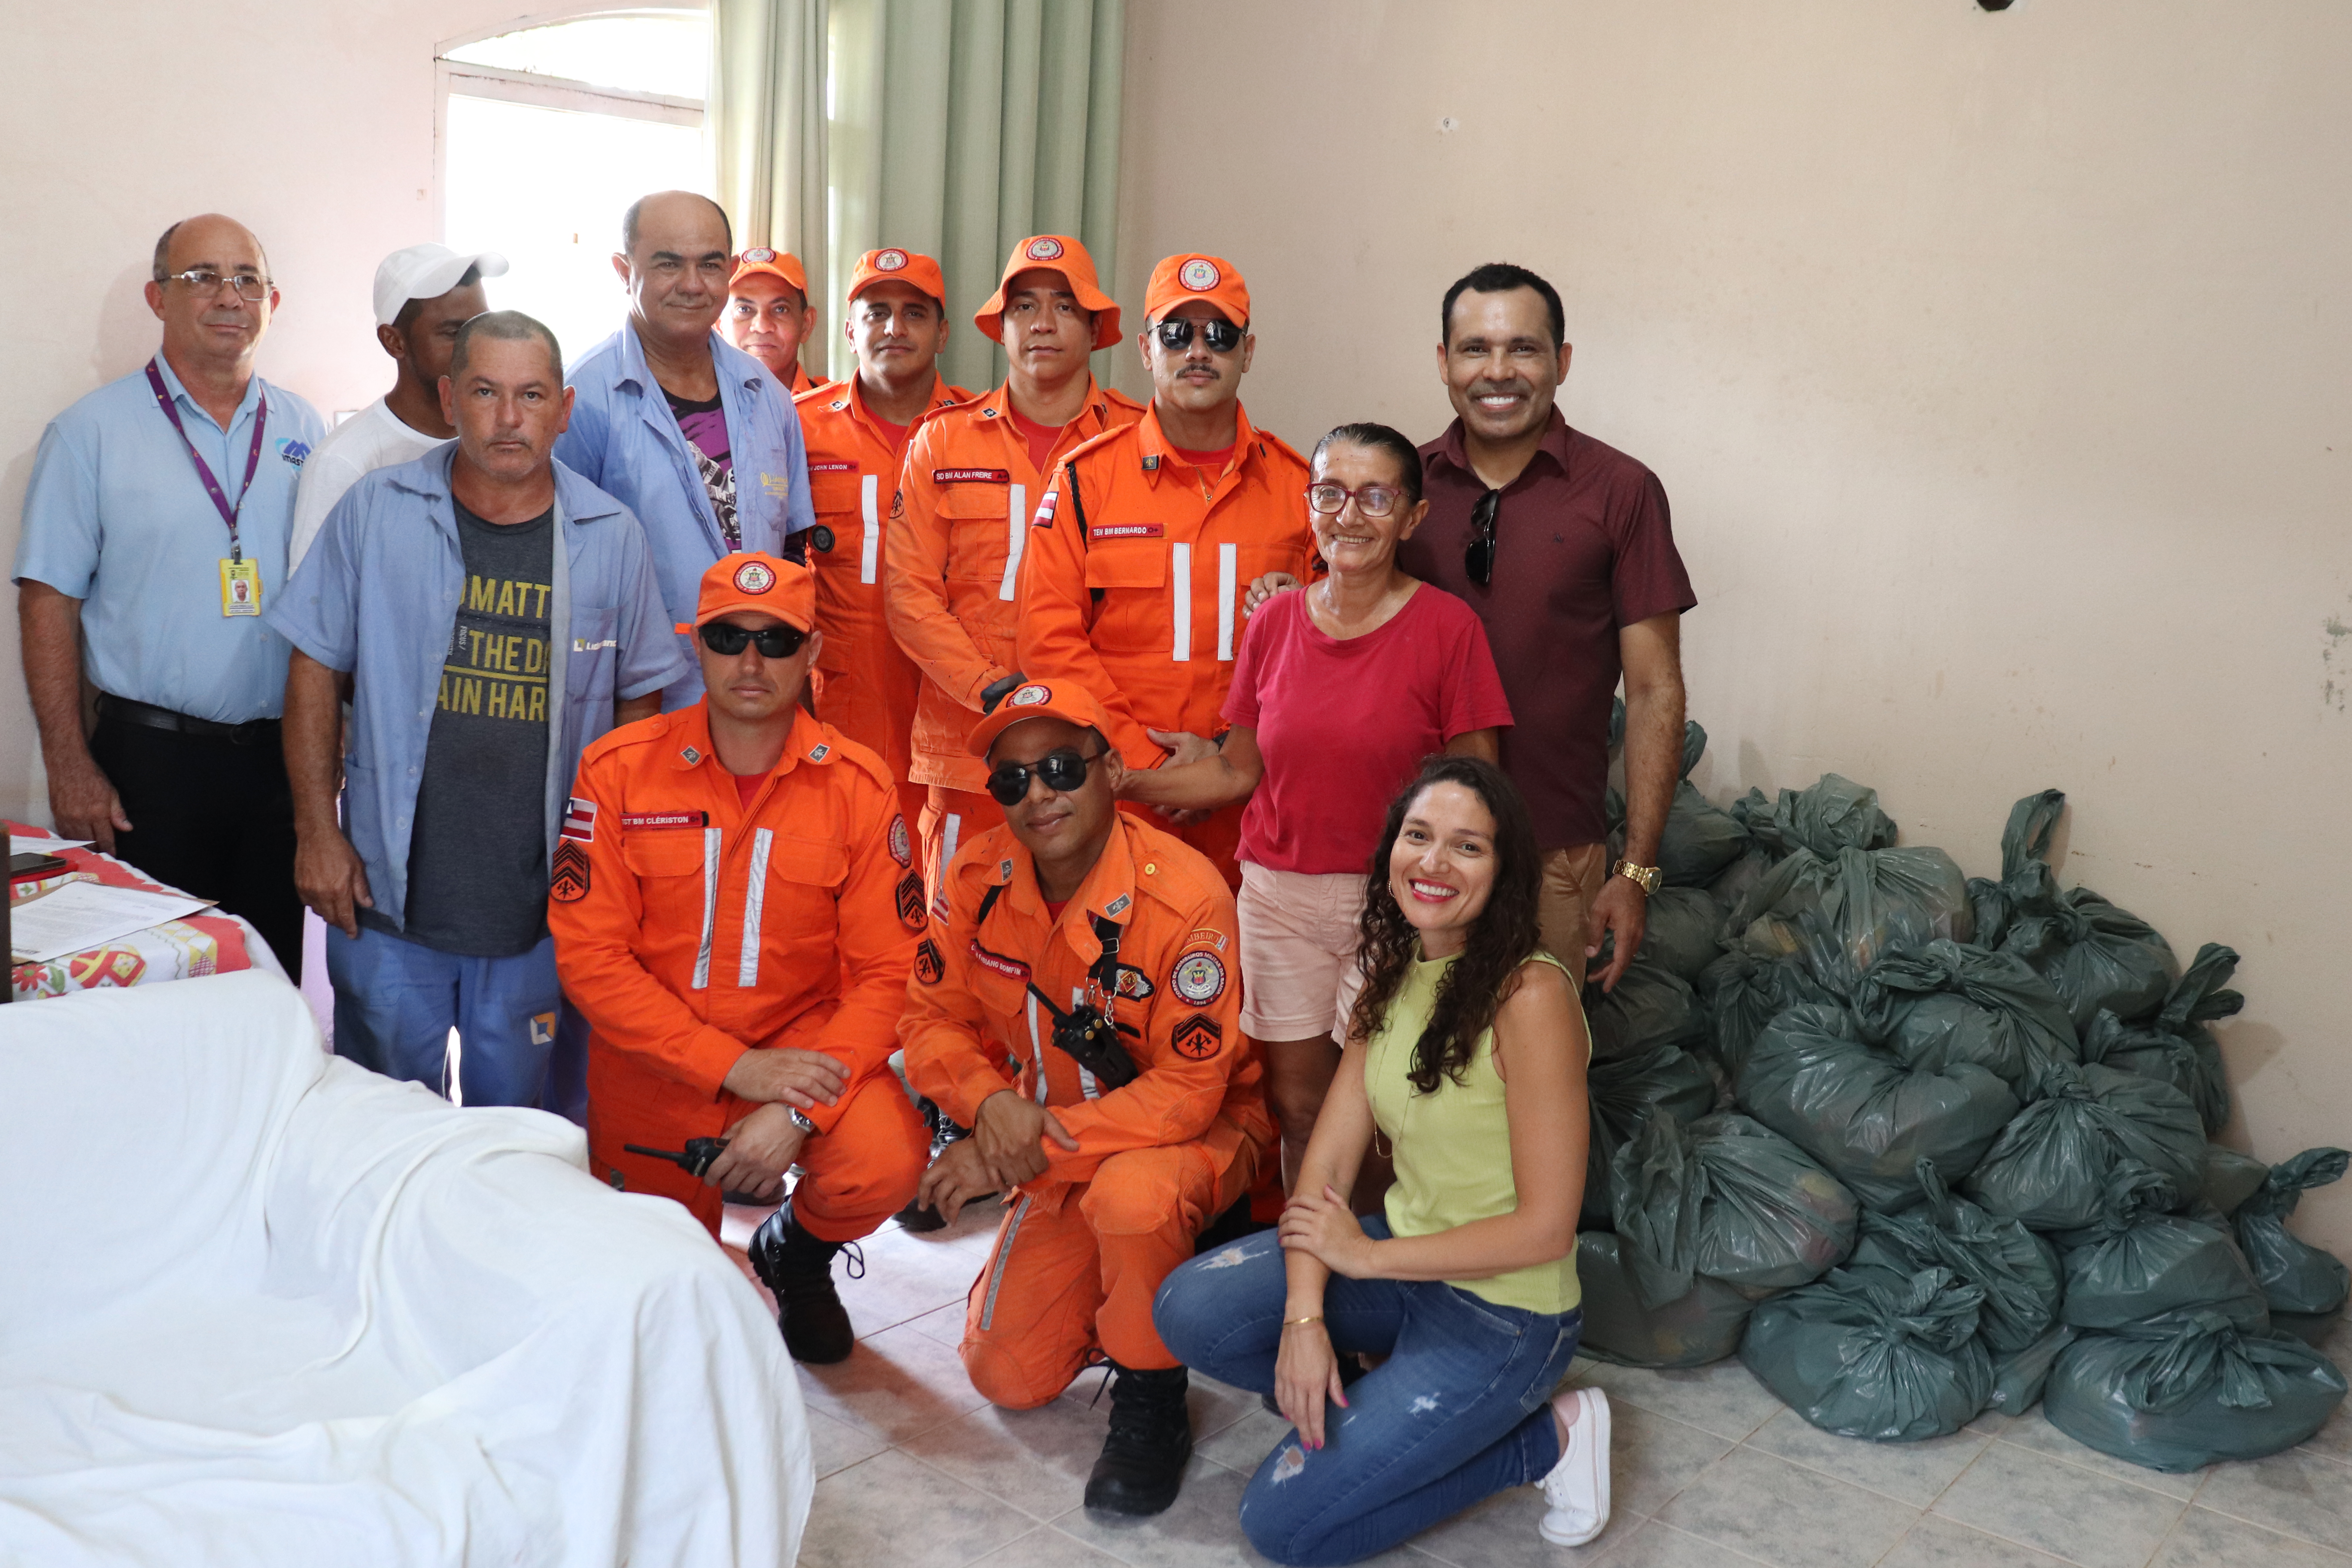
top-left (1153, 1216), bottom-right (1582, 1567)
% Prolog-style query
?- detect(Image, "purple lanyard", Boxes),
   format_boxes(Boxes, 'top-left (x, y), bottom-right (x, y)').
top-left (145, 359), bottom-right (268, 562)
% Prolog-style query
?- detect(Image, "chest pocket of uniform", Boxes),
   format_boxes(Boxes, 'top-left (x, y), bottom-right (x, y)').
top-left (768, 834), bottom-right (847, 890)
top-left (622, 832), bottom-right (707, 880)
top-left (809, 471), bottom-right (863, 524)
top-left (1082, 546), bottom-right (1169, 653)
top-left (938, 482), bottom-right (1017, 587)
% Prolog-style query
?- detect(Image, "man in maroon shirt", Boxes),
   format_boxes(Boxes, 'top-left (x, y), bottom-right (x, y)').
top-left (1395, 263), bottom-right (1693, 991)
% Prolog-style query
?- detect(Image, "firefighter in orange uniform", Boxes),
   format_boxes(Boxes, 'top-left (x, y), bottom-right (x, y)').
top-left (796, 247), bottom-right (974, 829)
top-left (884, 234), bottom-right (1144, 897)
top-left (1015, 254), bottom-right (1314, 889)
top-left (721, 247), bottom-right (828, 396)
top-left (550, 551), bottom-right (928, 1364)
top-left (901, 677), bottom-right (1271, 1518)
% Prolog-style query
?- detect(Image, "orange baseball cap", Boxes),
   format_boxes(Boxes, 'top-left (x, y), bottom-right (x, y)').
top-left (975, 234), bottom-right (1121, 349)
top-left (847, 246), bottom-right (948, 306)
top-left (1145, 253), bottom-right (1249, 328)
top-left (965, 677), bottom-right (1118, 758)
top-left (728, 247), bottom-right (809, 296)
top-left (675, 553), bottom-right (816, 635)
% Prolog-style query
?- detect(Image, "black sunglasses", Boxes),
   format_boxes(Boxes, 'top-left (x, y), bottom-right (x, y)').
top-left (1464, 489), bottom-right (1501, 587)
top-left (699, 620), bottom-right (808, 659)
top-left (1152, 318), bottom-right (1245, 353)
top-left (985, 747), bottom-right (1105, 806)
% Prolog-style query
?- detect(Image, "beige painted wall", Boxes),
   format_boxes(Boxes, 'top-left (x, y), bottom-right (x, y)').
top-left (1115, 2), bottom-right (2352, 1251)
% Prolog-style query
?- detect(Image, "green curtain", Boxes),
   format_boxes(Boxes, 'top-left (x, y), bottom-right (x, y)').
top-left (714, 0), bottom-right (1124, 391)
top-left (709, 0), bottom-right (833, 373)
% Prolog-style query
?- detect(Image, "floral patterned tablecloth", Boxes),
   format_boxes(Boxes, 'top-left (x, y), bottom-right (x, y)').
top-left (7, 820), bottom-right (254, 1001)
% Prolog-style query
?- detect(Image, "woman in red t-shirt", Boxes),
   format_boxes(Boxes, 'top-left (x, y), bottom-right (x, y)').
top-left (1119, 423), bottom-right (1512, 1190)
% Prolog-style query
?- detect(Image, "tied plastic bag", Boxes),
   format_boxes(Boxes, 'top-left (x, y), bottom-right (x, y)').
top-left (2077, 944), bottom-right (2243, 1134)
top-left (2235, 1148), bottom-right (2352, 1318)
top-left (1738, 1003), bottom-right (2020, 1211)
top-left (1706, 839), bottom-right (1775, 915)
top-left (1733, 845), bottom-right (1975, 997)
top-left (1988, 1324), bottom-right (2077, 1415)
top-left (1574, 1232), bottom-right (1754, 1368)
top-left (1964, 1059), bottom-right (2205, 1232)
top-left (2199, 1144), bottom-right (2270, 1219)
top-left (1606, 721), bottom-right (1751, 889)
top-left (1850, 939), bottom-right (2079, 1098)
top-left (1699, 949), bottom-right (1835, 1085)
top-left (1965, 789), bottom-right (2066, 952)
top-left (1636, 886), bottom-right (1727, 984)
top-left (1609, 1112), bottom-right (1858, 1306)
top-left (1585, 961), bottom-right (1710, 1063)
top-left (1736, 775), bottom-right (1899, 859)
top-left (1584, 1042), bottom-right (1717, 1227)
top-left (1741, 1266), bottom-right (1995, 1442)
top-left (2045, 1312), bottom-right (2349, 1472)
top-left (2057, 1164), bottom-right (2270, 1333)
top-left (1849, 1158), bottom-right (2063, 1356)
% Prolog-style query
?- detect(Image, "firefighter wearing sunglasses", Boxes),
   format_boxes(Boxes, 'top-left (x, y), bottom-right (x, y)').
top-left (899, 677), bottom-right (1273, 1518)
top-left (550, 552), bottom-right (930, 1364)
top-left (1016, 253), bottom-right (1316, 891)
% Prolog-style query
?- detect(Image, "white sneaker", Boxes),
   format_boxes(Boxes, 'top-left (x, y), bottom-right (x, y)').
top-left (1538, 1386), bottom-right (1612, 1547)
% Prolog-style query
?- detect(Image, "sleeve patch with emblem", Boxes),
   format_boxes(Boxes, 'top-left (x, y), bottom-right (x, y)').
top-left (895, 872), bottom-right (926, 929)
top-left (1170, 950), bottom-right (1227, 1005)
top-left (1185, 927), bottom-right (1230, 953)
top-left (550, 839), bottom-right (592, 902)
top-left (561, 797), bottom-right (598, 842)
top-left (888, 814), bottom-right (912, 866)
top-left (1171, 1014), bottom-right (1223, 1060)
top-left (915, 938), bottom-right (945, 985)
top-left (1031, 488), bottom-right (1060, 528)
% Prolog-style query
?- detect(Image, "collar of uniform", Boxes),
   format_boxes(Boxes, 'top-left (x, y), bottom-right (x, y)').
top-left (382, 443), bottom-right (623, 527)
top-left (614, 319), bottom-right (771, 401)
top-left (990, 812), bottom-right (1139, 966)
top-left (972, 375), bottom-right (1109, 433)
top-left (664, 702), bottom-right (828, 775)
top-left (1426, 405), bottom-right (1572, 485)
top-left (1135, 399), bottom-right (1261, 483)
top-left (151, 349), bottom-right (265, 434)
top-left (839, 369), bottom-right (960, 433)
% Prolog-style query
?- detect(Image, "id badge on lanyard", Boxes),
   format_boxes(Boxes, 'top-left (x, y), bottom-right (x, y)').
top-left (145, 359), bottom-right (269, 618)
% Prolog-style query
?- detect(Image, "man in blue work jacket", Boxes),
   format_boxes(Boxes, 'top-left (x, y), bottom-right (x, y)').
top-left (556, 190), bottom-right (816, 709)
top-left (269, 311), bottom-right (687, 1106)
top-left (13, 213), bottom-right (325, 977)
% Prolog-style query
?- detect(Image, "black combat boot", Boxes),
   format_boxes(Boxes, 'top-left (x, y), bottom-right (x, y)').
top-left (895, 1098), bottom-right (984, 1233)
top-left (748, 1201), bottom-right (857, 1364)
top-left (1084, 1363), bottom-right (1193, 1515)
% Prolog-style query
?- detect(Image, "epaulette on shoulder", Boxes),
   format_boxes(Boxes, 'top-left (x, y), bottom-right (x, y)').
top-left (581, 706), bottom-right (679, 765)
top-left (1058, 422), bottom-right (1135, 473)
top-left (806, 725), bottom-right (895, 792)
top-left (790, 381), bottom-right (836, 409)
top-left (1253, 427), bottom-right (1313, 474)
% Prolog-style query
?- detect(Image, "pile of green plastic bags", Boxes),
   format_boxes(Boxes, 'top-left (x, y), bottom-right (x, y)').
top-left (1585, 739), bottom-right (2346, 1472)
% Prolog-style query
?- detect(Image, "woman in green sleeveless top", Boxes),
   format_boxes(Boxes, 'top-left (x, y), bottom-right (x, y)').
top-left (1154, 755), bottom-right (1613, 1564)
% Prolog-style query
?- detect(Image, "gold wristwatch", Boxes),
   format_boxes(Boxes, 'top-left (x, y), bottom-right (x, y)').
top-left (1611, 859), bottom-right (1662, 896)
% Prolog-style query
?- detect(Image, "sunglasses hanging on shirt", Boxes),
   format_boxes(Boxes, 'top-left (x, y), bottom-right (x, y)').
top-left (699, 620), bottom-right (808, 659)
top-left (1464, 488), bottom-right (1502, 586)
top-left (1152, 318), bottom-right (1245, 353)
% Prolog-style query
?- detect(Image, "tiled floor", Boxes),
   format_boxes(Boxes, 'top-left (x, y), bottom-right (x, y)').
top-left (721, 1200), bottom-right (2352, 1568)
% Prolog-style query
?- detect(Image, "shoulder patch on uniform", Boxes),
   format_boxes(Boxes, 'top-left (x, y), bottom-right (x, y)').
top-left (895, 872), bottom-right (925, 929)
top-left (1171, 1014), bottom-right (1223, 1060)
top-left (931, 886), bottom-right (954, 922)
top-left (915, 938), bottom-right (945, 985)
top-left (1186, 927), bottom-right (1230, 953)
top-left (561, 797), bottom-right (598, 842)
top-left (550, 839), bottom-right (591, 902)
top-left (1103, 892), bottom-right (1131, 918)
top-left (888, 814), bottom-right (912, 866)
top-left (1030, 488), bottom-right (1059, 528)
top-left (1170, 950), bottom-right (1227, 1006)
top-left (890, 488), bottom-right (905, 520)
top-left (969, 940), bottom-right (1030, 982)
top-left (1113, 964), bottom-right (1154, 1001)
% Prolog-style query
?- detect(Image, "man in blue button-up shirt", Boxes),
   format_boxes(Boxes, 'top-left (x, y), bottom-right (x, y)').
top-left (555, 190), bottom-right (815, 711)
top-left (13, 214), bottom-right (325, 978)
top-left (269, 312), bottom-right (688, 1106)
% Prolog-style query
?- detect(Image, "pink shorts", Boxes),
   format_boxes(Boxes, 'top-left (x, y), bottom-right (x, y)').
top-left (1236, 861), bottom-right (1368, 1040)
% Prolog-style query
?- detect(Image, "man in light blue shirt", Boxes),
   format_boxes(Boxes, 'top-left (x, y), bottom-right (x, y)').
top-left (556, 190), bottom-right (815, 710)
top-left (269, 312), bottom-right (687, 1106)
top-left (13, 214), bottom-right (325, 977)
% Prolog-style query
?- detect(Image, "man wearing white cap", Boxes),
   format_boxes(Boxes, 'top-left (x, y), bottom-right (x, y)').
top-left (288, 243), bottom-right (507, 569)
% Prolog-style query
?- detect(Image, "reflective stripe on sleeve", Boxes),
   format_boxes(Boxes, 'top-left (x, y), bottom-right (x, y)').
top-left (860, 475), bottom-right (881, 584)
top-left (738, 827), bottom-right (773, 988)
top-left (997, 482), bottom-right (1027, 602)
top-left (1170, 541), bottom-right (1192, 662)
top-left (691, 827), bottom-right (721, 991)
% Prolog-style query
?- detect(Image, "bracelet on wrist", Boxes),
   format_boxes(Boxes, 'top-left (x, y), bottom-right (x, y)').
top-left (1282, 1314), bottom-right (1324, 1328)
